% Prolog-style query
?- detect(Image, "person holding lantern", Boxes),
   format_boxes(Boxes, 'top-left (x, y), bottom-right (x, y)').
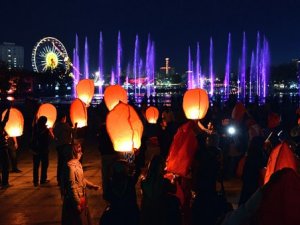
top-left (53, 111), bottom-right (73, 186)
top-left (61, 142), bottom-right (100, 225)
top-left (0, 107), bottom-right (11, 188)
top-left (32, 116), bottom-right (54, 186)
top-left (97, 102), bottom-right (119, 200)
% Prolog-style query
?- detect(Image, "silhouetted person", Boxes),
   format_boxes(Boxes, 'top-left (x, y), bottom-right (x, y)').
top-left (99, 160), bottom-right (139, 225)
top-left (32, 116), bottom-right (54, 186)
top-left (0, 107), bottom-right (11, 188)
top-left (239, 136), bottom-right (266, 205)
top-left (53, 112), bottom-right (73, 186)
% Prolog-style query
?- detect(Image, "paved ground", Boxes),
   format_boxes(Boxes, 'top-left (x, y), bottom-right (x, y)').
top-left (0, 138), bottom-right (242, 225)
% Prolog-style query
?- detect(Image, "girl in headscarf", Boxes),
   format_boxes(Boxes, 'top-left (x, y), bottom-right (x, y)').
top-left (61, 142), bottom-right (100, 225)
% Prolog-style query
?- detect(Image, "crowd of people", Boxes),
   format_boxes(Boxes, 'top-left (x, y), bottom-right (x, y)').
top-left (1, 95), bottom-right (300, 225)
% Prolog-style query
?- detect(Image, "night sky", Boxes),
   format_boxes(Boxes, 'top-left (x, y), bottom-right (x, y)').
top-left (2, 0), bottom-right (300, 74)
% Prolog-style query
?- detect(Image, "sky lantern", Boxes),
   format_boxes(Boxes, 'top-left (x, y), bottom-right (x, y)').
top-left (70, 98), bottom-right (87, 128)
top-left (76, 79), bottom-right (94, 106)
top-left (2, 108), bottom-right (24, 137)
top-left (183, 88), bottom-right (209, 120)
top-left (104, 85), bottom-right (128, 111)
top-left (36, 103), bottom-right (57, 128)
top-left (106, 102), bottom-right (143, 152)
top-left (232, 102), bottom-right (246, 122)
top-left (146, 106), bottom-right (159, 124)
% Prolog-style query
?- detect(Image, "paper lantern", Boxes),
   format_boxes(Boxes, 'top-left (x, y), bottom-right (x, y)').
top-left (2, 108), bottom-right (24, 137)
top-left (146, 106), bottom-right (159, 124)
top-left (36, 103), bottom-right (57, 128)
top-left (104, 85), bottom-right (128, 111)
top-left (183, 88), bottom-right (209, 120)
top-left (70, 98), bottom-right (87, 128)
top-left (76, 79), bottom-right (94, 106)
top-left (232, 102), bottom-right (246, 122)
top-left (106, 102), bottom-right (143, 152)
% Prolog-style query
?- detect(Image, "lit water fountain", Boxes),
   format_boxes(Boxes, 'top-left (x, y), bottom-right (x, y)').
top-left (110, 70), bottom-right (115, 85)
top-left (72, 34), bottom-right (80, 98)
top-left (84, 37), bottom-right (89, 79)
top-left (209, 37), bottom-right (214, 96)
top-left (98, 32), bottom-right (104, 95)
top-left (187, 47), bottom-right (192, 89)
top-left (133, 35), bottom-right (139, 100)
top-left (256, 32), bottom-right (261, 98)
top-left (125, 63), bottom-right (130, 90)
top-left (262, 37), bottom-right (270, 99)
top-left (196, 42), bottom-right (201, 88)
top-left (150, 41), bottom-right (155, 95)
top-left (138, 59), bottom-right (143, 96)
top-left (146, 35), bottom-right (151, 96)
top-left (224, 33), bottom-right (231, 99)
top-left (116, 31), bottom-right (122, 85)
top-left (249, 51), bottom-right (255, 101)
top-left (240, 32), bottom-right (246, 100)
top-left (237, 58), bottom-right (241, 99)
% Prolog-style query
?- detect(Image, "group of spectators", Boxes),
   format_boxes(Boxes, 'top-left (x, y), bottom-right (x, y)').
top-left (1, 95), bottom-right (300, 225)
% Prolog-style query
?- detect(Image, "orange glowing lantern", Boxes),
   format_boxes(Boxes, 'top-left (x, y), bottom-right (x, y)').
top-left (70, 99), bottom-right (87, 128)
top-left (36, 103), bottom-right (57, 128)
top-left (106, 102), bottom-right (143, 152)
top-left (183, 88), bottom-right (209, 120)
top-left (146, 106), bottom-right (159, 124)
top-left (76, 79), bottom-right (95, 106)
top-left (104, 85), bottom-right (128, 111)
top-left (2, 108), bottom-right (24, 137)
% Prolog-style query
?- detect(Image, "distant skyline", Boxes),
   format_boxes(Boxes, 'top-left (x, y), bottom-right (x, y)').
top-left (1, 0), bottom-right (300, 74)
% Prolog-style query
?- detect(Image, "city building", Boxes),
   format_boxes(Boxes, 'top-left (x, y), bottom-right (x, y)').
top-left (0, 42), bottom-right (24, 70)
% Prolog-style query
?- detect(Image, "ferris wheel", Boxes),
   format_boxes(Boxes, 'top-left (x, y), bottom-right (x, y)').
top-left (32, 37), bottom-right (70, 73)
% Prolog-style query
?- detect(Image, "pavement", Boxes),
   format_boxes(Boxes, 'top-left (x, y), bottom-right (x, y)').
top-left (0, 137), bottom-right (242, 225)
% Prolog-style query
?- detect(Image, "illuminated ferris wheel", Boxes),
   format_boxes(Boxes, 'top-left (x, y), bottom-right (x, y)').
top-left (31, 37), bottom-right (70, 73)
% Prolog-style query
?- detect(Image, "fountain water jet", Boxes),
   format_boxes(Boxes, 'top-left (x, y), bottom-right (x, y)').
top-left (116, 31), bottom-right (122, 85)
top-left (249, 51), bottom-right (255, 101)
top-left (84, 37), bottom-right (89, 79)
top-left (209, 37), bottom-right (214, 96)
top-left (240, 32), bottom-right (246, 100)
top-left (98, 32), bottom-right (104, 95)
top-left (224, 33), bottom-right (231, 100)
